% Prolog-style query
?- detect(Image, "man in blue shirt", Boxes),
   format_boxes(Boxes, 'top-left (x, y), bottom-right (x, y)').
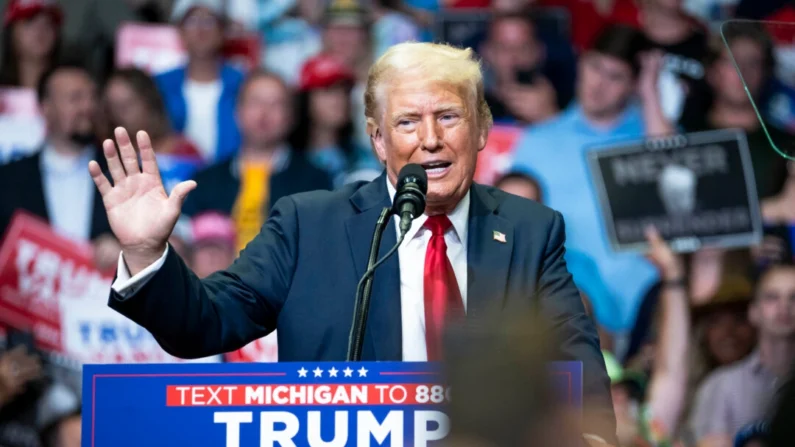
top-left (511, 25), bottom-right (674, 330)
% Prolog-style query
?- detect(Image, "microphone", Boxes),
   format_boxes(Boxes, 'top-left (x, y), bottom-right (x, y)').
top-left (345, 164), bottom-right (428, 361)
top-left (393, 164), bottom-right (427, 237)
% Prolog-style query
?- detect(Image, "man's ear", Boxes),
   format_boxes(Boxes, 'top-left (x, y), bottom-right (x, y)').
top-left (373, 128), bottom-right (387, 163)
top-left (368, 118), bottom-right (388, 163)
top-left (477, 124), bottom-right (489, 152)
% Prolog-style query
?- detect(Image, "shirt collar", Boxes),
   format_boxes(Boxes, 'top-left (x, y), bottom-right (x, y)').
top-left (40, 144), bottom-right (95, 174)
top-left (230, 145), bottom-right (291, 179)
top-left (386, 175), bottom-right (470, 244)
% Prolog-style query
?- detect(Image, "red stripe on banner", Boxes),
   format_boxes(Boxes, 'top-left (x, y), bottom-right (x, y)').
top-left (164, 384), bottom-right (452, 406)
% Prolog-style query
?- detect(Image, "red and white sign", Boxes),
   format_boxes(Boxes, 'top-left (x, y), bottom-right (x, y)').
top-left (474, 125), bottom-right (522, 185)
top-left (0, 88), bottom-right (45, 165)
top-left (0, 211), bottom-right (106, 352)
top-left (225, 331), bottom-right (278, 363)
top-left (116, 22), bottom-right (261, 75)
top-left (0, 211), bottom-right (220, 364)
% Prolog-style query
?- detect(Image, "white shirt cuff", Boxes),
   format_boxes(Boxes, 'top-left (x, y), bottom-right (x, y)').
top-left (110, 245), bottom-right (170, 299)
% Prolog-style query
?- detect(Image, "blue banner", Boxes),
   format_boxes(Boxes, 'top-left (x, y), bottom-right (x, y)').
top-left (83, 361), bottom-right (582, 447)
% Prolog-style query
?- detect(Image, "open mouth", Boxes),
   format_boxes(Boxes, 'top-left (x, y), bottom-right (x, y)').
top-left (421, 161), bottom-right (452, 176)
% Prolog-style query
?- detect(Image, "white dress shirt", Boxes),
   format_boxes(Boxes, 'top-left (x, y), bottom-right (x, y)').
top-left (387, 179), bottom-right (469, 361)
top-left (183, 78), bottom-right (222, 161)
top-left (40, 145), bottom-right (95, 242)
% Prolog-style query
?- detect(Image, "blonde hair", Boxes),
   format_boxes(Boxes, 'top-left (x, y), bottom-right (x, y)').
top-left (364, 42), bottom-right (493, 135)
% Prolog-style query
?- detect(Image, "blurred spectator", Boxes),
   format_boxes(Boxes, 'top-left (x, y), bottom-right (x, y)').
top-left (0, 344), bottom-right (43, 447)
top-left (323, 0), bottom-right (371, 78)
top-left (371, 0), bottom-right (422, 59)
top-left (320, 1), bottom-right (376, 152)
top-left (443, 312), bottom-right (594, 447)
top-left (155, 0), bottom-right (243, 163)
top-left (510, 25), bottom-right (673, 330)
top-left (36, 383), bottom-right (80, 447)
top-left (493, 169), bottom-right (623, 333)
top-left (182, 70), bottom-right (332, 252)
top-left (258, 0), bottom-right (323, 86)
top-left (189, 211), bottom-right (236, 278)
top-left (494, 170), bottom-right (542, 202)
top-left (680, 24), bottom-right (788, 200)
top-left (291, 54), bottom-right (380, 187)
top-left (103, 68), bottom-right (202, 159)
top-left (690, 263), bottom-right (795, 446)
top-left (0, 0), bottom-right (61, 89)
top-left (692, 280), bottom-right (757, 374)
top-left (480, 13), bottom-right (561, 125)
top-left (0, 63), bottom-right (118, 269)
top-left (635, 0), bottom-right (709, 123)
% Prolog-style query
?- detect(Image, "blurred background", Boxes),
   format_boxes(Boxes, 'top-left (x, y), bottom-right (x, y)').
top-left (0, 0), bottom-right (794, 446)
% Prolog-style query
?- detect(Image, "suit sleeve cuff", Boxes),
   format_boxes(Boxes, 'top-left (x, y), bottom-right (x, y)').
top-left (110, 245), bottom-right (170, 299)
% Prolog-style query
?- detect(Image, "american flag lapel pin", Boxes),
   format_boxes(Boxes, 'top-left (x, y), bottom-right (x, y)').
top-left (493, 230), bottom-right (506, 243)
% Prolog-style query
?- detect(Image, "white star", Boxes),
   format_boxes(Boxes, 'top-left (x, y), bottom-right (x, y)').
top-left (297, 367), bottom-right (308, 378)
top-left (313, 367), bottom-right (324, 378)
top-left (343, 367), bottom-right (353, 377)
top-left (357, 367), bottom-right (368, 377)
top-left (328, 367), bottom-right (339, 377)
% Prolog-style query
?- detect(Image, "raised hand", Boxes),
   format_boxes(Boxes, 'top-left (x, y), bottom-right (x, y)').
top-left (89, 128), bottom-right (196, 275)
top-left (644, 226), bottom-right (684, 282)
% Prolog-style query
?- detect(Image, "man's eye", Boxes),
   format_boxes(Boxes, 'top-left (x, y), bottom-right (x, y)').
top-left (441, 114), bottom-right (457, 121)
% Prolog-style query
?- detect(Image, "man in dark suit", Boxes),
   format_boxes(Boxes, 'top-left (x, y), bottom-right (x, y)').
top-left (90, 42), bottom-right (616, 445)
top-left (0, 63), bottom-right (116, 267)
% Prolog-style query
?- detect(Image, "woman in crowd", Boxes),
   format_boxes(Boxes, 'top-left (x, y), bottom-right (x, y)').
top-left (103, 68), bottom-right (202, 159)
top-left (290, 54), bottom-right (380, 187)
top-left (0, 0), bottom-right (62, 89)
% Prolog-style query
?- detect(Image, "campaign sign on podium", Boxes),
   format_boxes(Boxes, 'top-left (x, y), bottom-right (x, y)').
top-left (83, 361), bottom-right (582, 447)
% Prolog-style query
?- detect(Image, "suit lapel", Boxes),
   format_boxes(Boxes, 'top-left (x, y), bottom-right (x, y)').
top-left (466, 184), bottom-right (514, 319)
top-left (28, 152), bottom-right (50, 222)
top-left (344, 173), bottom-right (402, 361)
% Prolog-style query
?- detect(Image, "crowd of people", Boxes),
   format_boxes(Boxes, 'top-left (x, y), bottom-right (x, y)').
top-left (0, 0), bottom-right (793, 446)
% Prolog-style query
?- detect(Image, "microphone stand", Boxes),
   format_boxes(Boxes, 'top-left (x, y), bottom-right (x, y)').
top-left (346, 207), bottom-right (398, 361)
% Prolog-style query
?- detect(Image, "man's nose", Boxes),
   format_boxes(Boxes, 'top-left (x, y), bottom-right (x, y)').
top-left (418, 117), bottom-right (442, 151)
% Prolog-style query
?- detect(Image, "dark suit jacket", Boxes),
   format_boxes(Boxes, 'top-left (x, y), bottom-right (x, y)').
top-left (0, 149), bottom-right (111, 239)
top-left (109, 173), bottom-right (616, 441)
top-left (181, 152), bottom-right (333, 218)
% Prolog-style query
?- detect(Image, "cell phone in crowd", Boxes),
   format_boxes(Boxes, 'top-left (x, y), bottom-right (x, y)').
top-left (515, 68), bottom-right (540, 85)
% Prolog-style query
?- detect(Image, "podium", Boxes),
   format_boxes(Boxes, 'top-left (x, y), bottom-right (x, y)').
top-left (82, 361), bottom-right (582, 447)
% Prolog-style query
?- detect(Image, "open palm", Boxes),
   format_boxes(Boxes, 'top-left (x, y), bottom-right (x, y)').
top-left (89, 128), bottom-right (195, 270)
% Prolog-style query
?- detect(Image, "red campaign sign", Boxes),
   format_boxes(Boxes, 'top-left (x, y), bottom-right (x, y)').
top-left (225, 332), bottom-right (279, 363)
top-left (474, 125), bottom-right (522, 186)
top-left (0, 211), bottom-right (112, 352)
top-left (116, 22), bottom-right (261, 75)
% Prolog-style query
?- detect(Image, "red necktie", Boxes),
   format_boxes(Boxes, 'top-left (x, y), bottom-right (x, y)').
top-left (423, 215), bottom-right (464, 361)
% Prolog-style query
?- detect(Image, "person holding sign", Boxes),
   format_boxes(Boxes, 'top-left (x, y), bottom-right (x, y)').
top-left (92, 42), bottom-right (616, 446)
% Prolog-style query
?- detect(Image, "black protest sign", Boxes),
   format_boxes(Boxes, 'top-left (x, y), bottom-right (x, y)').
top-left (587, 129), bottom-right (762, 253)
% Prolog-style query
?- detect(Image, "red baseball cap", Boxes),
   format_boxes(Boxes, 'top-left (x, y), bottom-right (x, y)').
top-left (191, 211), bottom-right (236, 248)
top-left (299, 54), bottom-right (356, 91)
top-left (4, 0), bottom-right (63, 27)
